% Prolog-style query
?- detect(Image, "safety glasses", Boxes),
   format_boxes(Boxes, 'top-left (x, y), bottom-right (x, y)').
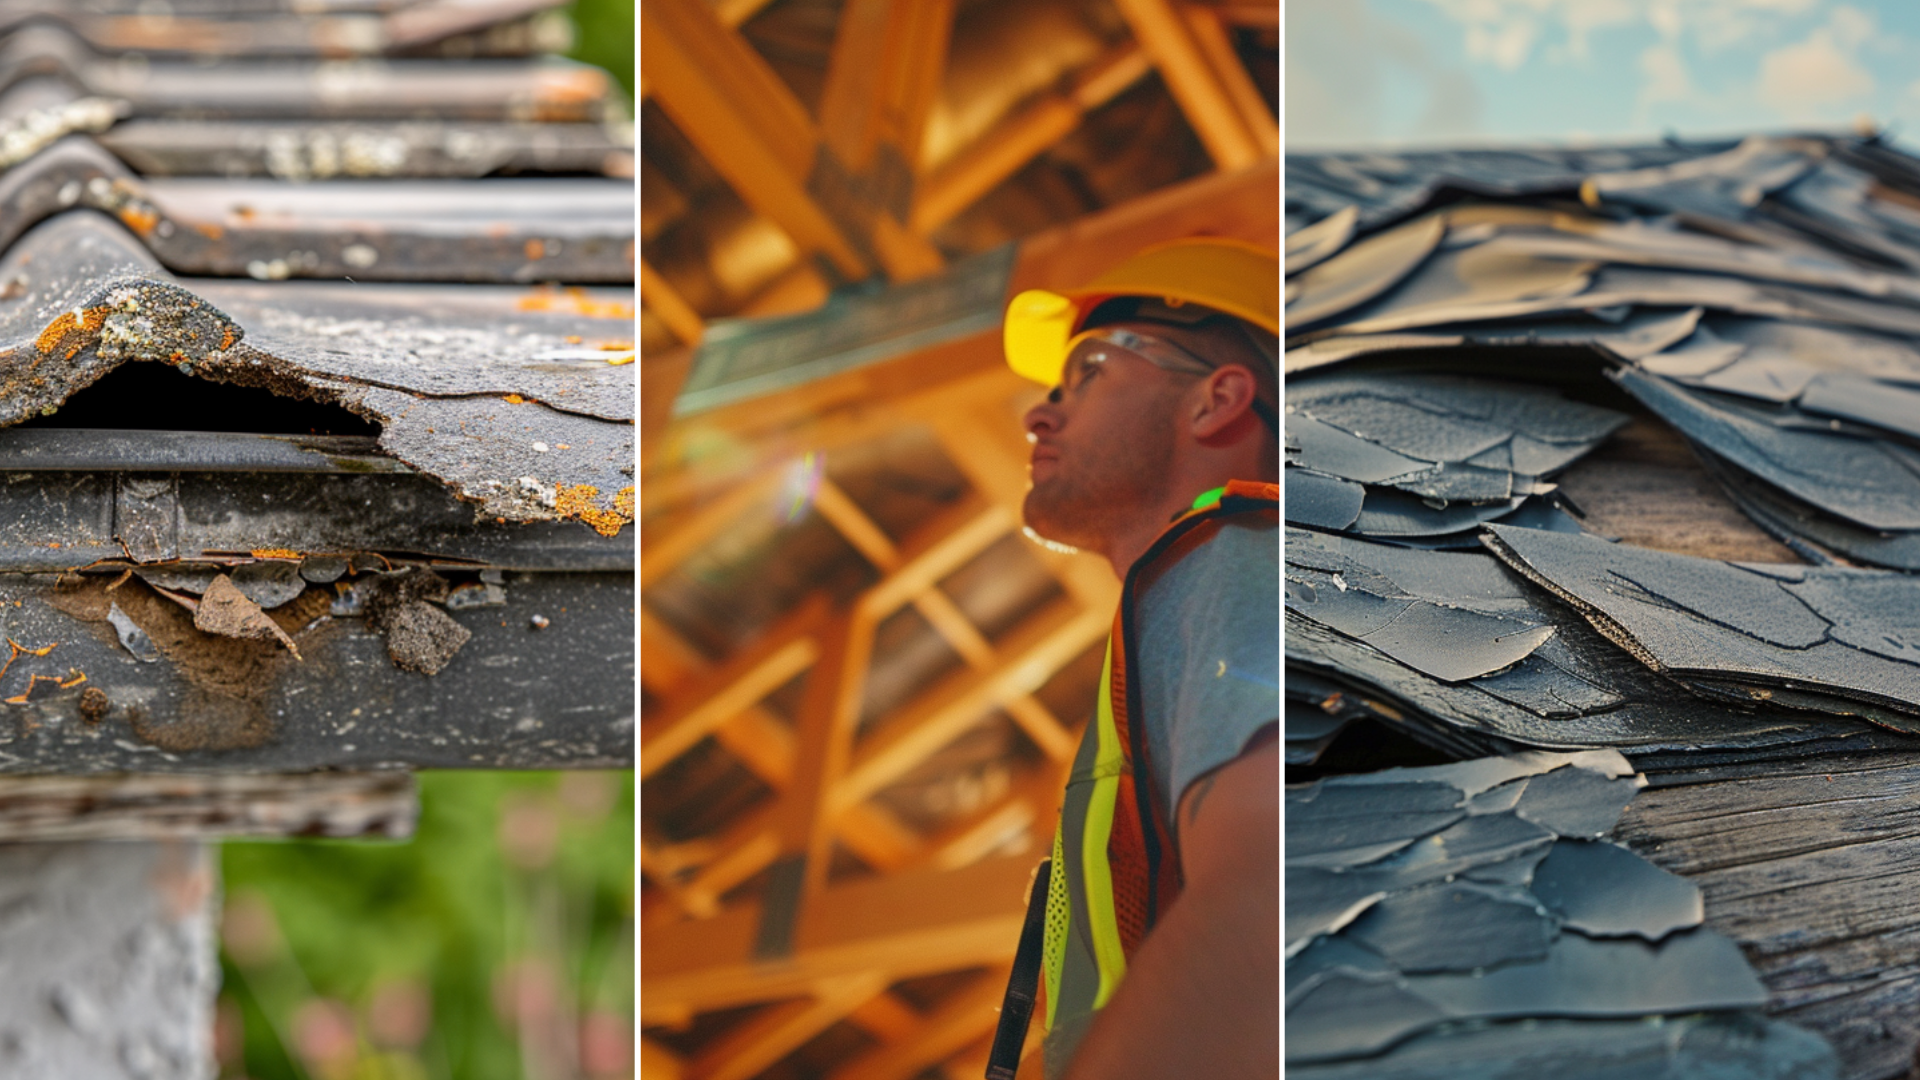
top-left (1059, 327), bottom-right (1278, 433)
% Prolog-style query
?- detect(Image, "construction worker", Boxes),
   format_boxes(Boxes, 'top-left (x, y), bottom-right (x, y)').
top-left (986, 238), bottom-right (1279, 1080)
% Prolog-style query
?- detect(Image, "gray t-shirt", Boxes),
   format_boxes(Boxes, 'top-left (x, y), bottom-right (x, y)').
top-left (1134, 516), bottom-right (1280, 830)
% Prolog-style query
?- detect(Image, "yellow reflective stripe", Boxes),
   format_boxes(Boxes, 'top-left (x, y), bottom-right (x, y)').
top-left (1083, 642), bottom-right (1128, 1009)
top-left (1042, 823), bottom-right (1067, 1031)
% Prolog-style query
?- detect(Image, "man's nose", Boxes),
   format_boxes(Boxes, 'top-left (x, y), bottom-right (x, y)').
top-left (1024, 395), bottom-right (1063, 438)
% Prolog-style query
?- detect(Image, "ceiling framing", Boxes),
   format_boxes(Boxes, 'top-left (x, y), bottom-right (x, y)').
top-left (640, 1), bottom-right (1275, 1075)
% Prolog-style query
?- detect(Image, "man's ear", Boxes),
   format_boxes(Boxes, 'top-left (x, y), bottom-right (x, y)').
top-left (1189, 364), bottom-right (1260, 441)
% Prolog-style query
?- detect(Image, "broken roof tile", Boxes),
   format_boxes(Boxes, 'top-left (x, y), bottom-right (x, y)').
top-left (0, 210), bottom-right (631, 533)
top-left (1286, 751), bottom-right (1794, 1070)
top-left (1610, 365), bottom-right (1920, 533)
top-left (1483, 524), bottom-right (1920, 730)
top-left (1529, 839), bottom-right (1704, 942)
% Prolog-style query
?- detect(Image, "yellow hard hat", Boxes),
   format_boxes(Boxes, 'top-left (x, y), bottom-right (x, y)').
top-left (1003, 237), bottom-right (1280, 386)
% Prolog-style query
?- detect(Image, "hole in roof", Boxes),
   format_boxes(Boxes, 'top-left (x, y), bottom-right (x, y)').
top-left (15, 362), bottom-right (379, 436)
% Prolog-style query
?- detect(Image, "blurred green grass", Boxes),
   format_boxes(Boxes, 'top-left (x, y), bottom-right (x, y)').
top-left (218, 772), bottom-right (634, 1080)
top-left (569, 0), bottom-right (635, 101)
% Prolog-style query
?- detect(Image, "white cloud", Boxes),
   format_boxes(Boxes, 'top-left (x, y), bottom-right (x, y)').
top-left (1638, 42), bottom-right (1695, 106)
top-left (1286, 0), bottom-right (1485, 148)
top-left (1756, 10), bottom-right (1875, 118)
top-left (1466, 19), bottom-right (1540, 69)
top-left (1414, 0), bottom-right (1826, 65)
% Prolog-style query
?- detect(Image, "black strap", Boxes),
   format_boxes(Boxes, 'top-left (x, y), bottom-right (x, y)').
top-left (986, 859), bottom-right (1052, 1080)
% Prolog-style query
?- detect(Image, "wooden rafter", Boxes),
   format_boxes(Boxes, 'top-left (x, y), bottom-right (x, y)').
top-left (641, 854), bottom-right (1033, 1018)
top-left (686, 974), bottom-right (889, 1080)
top-left (641, 257), bottom-right (707, 347)
top-left (827, 966), bottom-right (1012, 1080)
top-left (641, 0), bottom-right (869, 279)
top-left (1109, 0), bottom-right (1266, 170)
top-left (1182, 4), bottom-right (1279, 160)
top-left (815, 0), bottom-right (954, 281)
top-left (910, 42), bottom-right (1153, 235)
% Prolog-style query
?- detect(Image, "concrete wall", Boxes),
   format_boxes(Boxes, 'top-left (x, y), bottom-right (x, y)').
top-left (0, 842), bottom-right (216, 1079)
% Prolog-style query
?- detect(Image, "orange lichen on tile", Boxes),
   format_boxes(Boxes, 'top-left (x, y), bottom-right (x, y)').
top-left (503, 394), bottom-right (527, 404)
top-left (525, 238), bottom-right (546, 260)
top-left (516, 285), bottom-right (635, 320)
top-left (117, 205), bottom-right (160, 236)
top-left (35, 306), bottom-right (109, 358)
top-left (250, 548), bottom-right (301, 559)
top-left (554, 483), bottom-right (634, 538)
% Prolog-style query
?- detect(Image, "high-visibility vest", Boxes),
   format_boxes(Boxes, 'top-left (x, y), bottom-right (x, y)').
top-left (986, 480), bottom-right (1279, 1080)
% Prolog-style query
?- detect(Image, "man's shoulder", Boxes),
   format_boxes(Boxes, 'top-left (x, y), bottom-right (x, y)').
top-left (1139, 515), bottom-right (1278, 601)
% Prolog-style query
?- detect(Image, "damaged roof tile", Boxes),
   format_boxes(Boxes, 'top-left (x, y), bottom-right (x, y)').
top-left (0, 211), bottom-right (632, 533)
top-left (1285, 751), bottom-right (1814, 1072)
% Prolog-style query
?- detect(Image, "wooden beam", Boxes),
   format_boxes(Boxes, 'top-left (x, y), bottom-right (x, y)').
top-left (1007, 156), bottom-right (1280, 295)
top-left (644, 337), bottom-right (1012, 514)
top-left (773, 607), bottom-right (870, 900)
top-left (1182, 5), bottom-right (1278, 159)
top-left (1109, 0), bottom-right (1262, 170)
top-left (827, 967), bottom-right (1012, 1080)
top-left (641, 0), bottom-right (869, 278)
top-left (846, 991), bottom-right (923, 1043)
top-left (640, 469), bottom-right (782, 587)
top-left (640, 606), bottom-right (926, 908)
top-left (640, 1036), bottom-right (686, 1080)
top-left (834, 599), bottom-right (1110, 809)
top-left (815, 0), bottom-right (954, 282)
top-left (910, 44), bottom-right (1152, 235)
top-left (641, 854), bottom-right (1034, 1018)
top-left (688, 974), bottom-right (888, 1080)
top-left (820, 479), bottom-right (1078, 762)
top-left (639, 597), bottom-right (828, 780)
top-left (641, 258), bottom-right (707, 347)
top-left (910, 761), bottom-right (1070, 873)
top-left (714, 0), bottom-right (779, 26)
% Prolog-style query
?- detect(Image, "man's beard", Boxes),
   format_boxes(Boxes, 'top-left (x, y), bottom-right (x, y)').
top-left (1022, 421), bottom-right (1177, 557)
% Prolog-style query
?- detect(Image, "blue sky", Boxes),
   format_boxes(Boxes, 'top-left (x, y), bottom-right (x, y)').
top-left (1287, 0), bottom-right (1920, 149)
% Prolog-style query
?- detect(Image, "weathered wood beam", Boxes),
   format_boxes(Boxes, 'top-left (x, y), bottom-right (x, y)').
top-left (640, 0), bottom-right (869, 279)
top-left (827, 967), bottom-right (1012, 1080)
top-left (641, 258), bottom-right (707, 347)
top-left (910, 43), bottom-right (1153, 235)
top-left (641, 854), bottom-right (1033, 1018)
top-left (1109, 0), bottom-right (1262, 170)
top-left (0, 772), bottom-right (416, 841)
top-left (688, 974), bottom-right (889, 1080)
